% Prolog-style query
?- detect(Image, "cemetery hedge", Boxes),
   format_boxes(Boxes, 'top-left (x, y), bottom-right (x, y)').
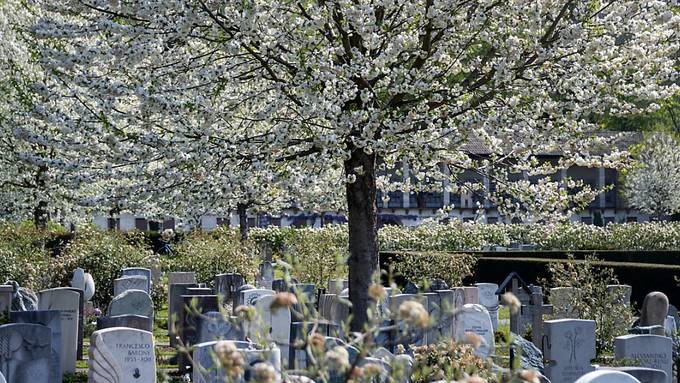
top-left (3, 221), bottom-right (680, 307)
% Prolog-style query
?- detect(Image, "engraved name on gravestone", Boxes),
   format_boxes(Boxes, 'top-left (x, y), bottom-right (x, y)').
top-left (0, 323), bottom-right (51, 383)
top-left (88, 328), bottom-right (156, 383)
top-left (10, 310), bottom-right (62, 383)
top-left (38, 287), bottom-right (80, 374)
top-left (615, 335), bottom-right (672, 383)
top-left (114, 276), bottom-right (150, 296)
top-left (544, 319), bottom-right (596, 383)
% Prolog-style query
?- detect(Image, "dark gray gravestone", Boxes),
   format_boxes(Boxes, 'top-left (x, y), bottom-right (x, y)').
top-left (168, 283), bottom-right (197, 347)
top-left (178, 295), bottom-right (219, 374)
top-left (96, 314), bottom-right (153, 332)
top-left (197, 311), bottom-right (244, 343)
top-left (257, 262), bottom-right (274, 289)
top-left (214, 273), bottom-right (245, 306)
top-left (403, 282), bottom-right (419, 294)
top-left (65, 287), bottom-right (85, 360)
top-left (10, 311), bottom-right (61, 383)
top-left (186, 287), bottom-right (213, 296)
top-left (0, 323), bottom-right (51, 383)
top-left (428, 279), bottom-right (448, 292)
top-left (291, 283), bottom-right (317, 313)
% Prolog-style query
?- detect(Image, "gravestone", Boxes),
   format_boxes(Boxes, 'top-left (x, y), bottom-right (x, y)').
top-left (436, 290), bottom-right (455, 338)
top-left (614, 334), bottom-right (672, 383)
top-left (168, 283), bottom-right (198, 345)
top-left (452, 286), bottom-right (479, 308)
top-left (108, 289), bottom-right (154, 319)
top-left (240, 288), bottom-right (275, 307)
top-left (476, 283), bottom-right (499, 331)
top-left (544, 319), bottom-right (596, 383)
top-left (187, 287), bottom-right (214, 296)
top-left (328, 280), bottom-right (348, 295)
top-left (423, 292), bottom-right (441, 344)
top-left (390, 294), bottom-right (427, 348)
top-left (65, 286), bottom-right (85, 360)
top-left (428, 279), bottom-right (448, 292)
top-left (89, 328), bottom-right (156, 383)
top-left (7, 281), bottom-right (38, 311)
top-left (598, 367), bottom-right (666, 383)
top-left (169, 272), bottom-right (197, 285)
top-left (525, 290), bottom-right (553, 350)
top-left (664, 316), bottom-right (676, 336)
top-left (638, 292), bottom-right (669, 336)
top-left (290, 284), bottom-right (317, 313)
top-left (257, 262), bottom-right (274, 289)
top-left (96, 314), bottom-right (154, 332)
top-left (192, 341), bottom-right (281, 383)
top-left (197, 311), bottom-right (244, 343)
top-left (38, 287), bottom-right (80, 373)
top-left (214, 273), bottom-right (245, 306)
top-left (70, 267), bottom-right (96, 301)
top-left (233, 284), bottom-right (257, 308)
top-left (0, 323), bottom-right (51, 383)
top-left (253, 294), bottom-right (292, 363)
top-left (453, 304), bottom-right (495, 358)
top-left (495, 272), bottom-right (534, 334)
top-left (606, 285), bottom-right (632, 306)
top-left (667, 304), bottom-right (679, 331)
top-left (550, 287), bottom-right (580, 319)
top-left (574, 370), bottom-right (640, 383)
top-left (114, 276), bottom-right (150, 296)
top-left (9, 311), bottom-right (61, 383)
top-left (404, 282), bottom-right (419, 294)
top-left (179, 295), bottom-right (220, 373)
top-left (0, 371), bottom-right (5, 383)
top-left (121, 267), bottom-right (152, 292)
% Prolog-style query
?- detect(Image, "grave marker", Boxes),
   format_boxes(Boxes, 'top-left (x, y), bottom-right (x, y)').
top-left (454, 304), bottom-right (495, 358)
top-left (0, 323), bottom-right (51, 383)
top-left (38, 287), bottom-right (80, 373)
top-left (89, 328), bottom-right (156, 383)
top-left (615, 334), bottom-right (672, 383)
top-left (9, 311), bottom-right (61, 383)
top-left (544, 319), bottom-right (596, 383)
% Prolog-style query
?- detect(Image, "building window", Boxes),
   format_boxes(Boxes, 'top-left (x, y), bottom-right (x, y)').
top-left (216, 218), bottom-right (230, 227)
top-left (581, 216), bottom-right (593, 225)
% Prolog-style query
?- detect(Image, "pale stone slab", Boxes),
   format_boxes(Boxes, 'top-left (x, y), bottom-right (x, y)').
top-left (114, 276), bottom-right (150, 296)
top-left (475, 283), bottom-right (499, 331)
top-left (10, 310), bottom-right (62, 383)
top-left (169, 272), bottom-right (197, 285)
top-left (454, 304), bottom-right (495, 358)
top-left (575, 370), bottom-right (640, 383)
top-left (88, 327), bottom-right (156, 383)
top-left (615, 334), bottom-right (672, 383)
top-left (0, 323), bottom-right (51, 383)
top-left (253, 294), bottom-right (292, 363)
top-left (108, 289), bottom-right (154, 319)
top-left (38, 287), bottom-right (80, 374)
top-left (240, 288), bottom-right (275, 307)
top-left (544, 319), bottom-right (596, 383)
top-left (121, 267), bottom-right (152, 292)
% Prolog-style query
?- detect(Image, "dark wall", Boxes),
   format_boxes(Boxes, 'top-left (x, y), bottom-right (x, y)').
top-left (380, 251), bottom-right (680, 311)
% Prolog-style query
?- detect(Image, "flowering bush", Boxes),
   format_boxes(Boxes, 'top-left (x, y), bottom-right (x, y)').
top-left (51, 225), bottom-right (153, 305)
top-left (392, 252), bottom-right (477, 288)
top-left (167, 227), bottom-right (260, 285)
top-left (544, 255), bottom-right (635, 354)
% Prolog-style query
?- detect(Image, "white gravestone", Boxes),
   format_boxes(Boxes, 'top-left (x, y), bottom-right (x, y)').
top-left (38, 287), bottom-right (80, 374)
top-left (475, 283), bottom-right (499, 331)
top-left (454, 304), bottom-right (495, 358)
top-left (544, 319), bottom-right (596, 383)
top-left (253, 295), bottom-right (292, 364)
top-left (88, 327), bottom-right (156, 383)
top-left (240, 289), bottom-right (275, 307)
top-left (614, 335), bottom-right (672, 383)
top-left (114, 276), bottom-right (150, 296)
top-left (575, 370), bottom-right (640, 383)
top-left (70, 267), bottom-right (96, 301)
top-left (550, 287), bottom-right (581, 319)
top-left (10, 310), bottom-right (62, 383)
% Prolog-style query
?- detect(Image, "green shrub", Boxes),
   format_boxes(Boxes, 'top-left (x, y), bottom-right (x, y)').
top-left (168, 227), bottom-right (259, 285)
top-left (392, 252), bottom-right (477, 287)
top-left (544, 255), bottom-right (635, 354)
top-left (0, 221), bottom-right (66, 291)
top-left (279, 225), bottom-right (348, 286)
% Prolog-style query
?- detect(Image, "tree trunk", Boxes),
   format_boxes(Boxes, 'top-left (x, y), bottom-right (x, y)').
top-left (237, 203), bottom-right (249, 241)
top-left (344, 149), bottom-right (378, 331)
top-left (33, 165), bottom-right (49, 230)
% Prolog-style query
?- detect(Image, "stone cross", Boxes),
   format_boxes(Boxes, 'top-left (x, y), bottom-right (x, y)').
top-left (525, 290), bottom-right (553, 350)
